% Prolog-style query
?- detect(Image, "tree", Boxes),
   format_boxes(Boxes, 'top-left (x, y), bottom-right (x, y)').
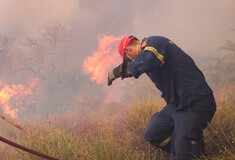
top-left (207, 40), bottom-right (235, 86)
top-left (11, 20), bottom-right (72, 81)
top-left (6, 20), bottom-right (105, 118)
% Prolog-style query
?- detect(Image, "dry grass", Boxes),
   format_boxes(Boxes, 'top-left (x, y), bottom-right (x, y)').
top-left (3, 121), bottom-right (80, 160)
top-left (0, 87), bottom-right (234, 160)
top-left (203, 86), bottom-right (235, 160)
top-left (122, 95), bottom-right (165, 138)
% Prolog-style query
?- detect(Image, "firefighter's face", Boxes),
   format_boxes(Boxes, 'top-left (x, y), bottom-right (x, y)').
top-left (124, 41), bottom-right (141, 61)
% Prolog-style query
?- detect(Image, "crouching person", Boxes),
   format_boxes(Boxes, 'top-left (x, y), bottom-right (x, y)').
top-left (108, 35), bottom-right (216, 159)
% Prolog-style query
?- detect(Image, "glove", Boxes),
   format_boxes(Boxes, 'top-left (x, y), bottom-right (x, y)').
top-left (107, 64), bottom-right (131, 86)
top-left (107, 66), bottom-right (120, 86)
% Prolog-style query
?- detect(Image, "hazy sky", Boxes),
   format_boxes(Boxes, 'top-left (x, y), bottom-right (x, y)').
top-left (0, 0), bottom-right (234, 56)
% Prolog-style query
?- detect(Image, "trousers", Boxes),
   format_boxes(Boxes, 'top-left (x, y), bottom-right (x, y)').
top-left (144, 94), bottom-right (216, 160)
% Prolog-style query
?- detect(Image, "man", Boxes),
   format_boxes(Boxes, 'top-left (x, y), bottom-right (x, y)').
top-left (108, 36), bottom-right (216, 160)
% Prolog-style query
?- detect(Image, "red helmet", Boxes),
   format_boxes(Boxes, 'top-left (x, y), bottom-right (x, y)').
top-left (118, 36), bottom-right (137, 62)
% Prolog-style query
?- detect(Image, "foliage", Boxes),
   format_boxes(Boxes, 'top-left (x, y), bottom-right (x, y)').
top-left (207, 40), bottom-right (235, 86)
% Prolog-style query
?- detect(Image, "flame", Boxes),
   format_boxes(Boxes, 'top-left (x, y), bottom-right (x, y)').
top-left (0, 78), bottom-right (37, 119)
top-left (29, 77), bottom-right (38, 88)
top-left (83, 34), bottom-right (121, 84)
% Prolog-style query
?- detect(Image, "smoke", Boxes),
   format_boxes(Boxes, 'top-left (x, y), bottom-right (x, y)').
top-left (0, 0), bottom-right (234, 118)
top-left (0, 0), bottom-right (78, 39)
top-left (133, 0), bottom-right (235, 54)
top-left (0, 0), bottom-right (234, 54)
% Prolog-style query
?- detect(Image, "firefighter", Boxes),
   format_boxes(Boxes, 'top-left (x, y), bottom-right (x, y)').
top-left (108, 36), bottom-right (216, 160)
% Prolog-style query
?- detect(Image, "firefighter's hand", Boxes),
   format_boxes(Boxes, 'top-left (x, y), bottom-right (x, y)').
top-left (107, 66), bottom-right (120, 86)
top-left (107, 64), bottom-right (132, 86)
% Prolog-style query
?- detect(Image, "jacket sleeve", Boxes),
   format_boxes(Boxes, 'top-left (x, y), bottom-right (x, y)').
top-left (127, 47), bottom-right (165, 78)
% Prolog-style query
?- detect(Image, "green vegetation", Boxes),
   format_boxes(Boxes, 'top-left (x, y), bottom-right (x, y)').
top-left (1, 88), bottom-right (234, 160)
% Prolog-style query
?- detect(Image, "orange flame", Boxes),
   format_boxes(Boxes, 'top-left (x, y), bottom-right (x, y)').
top-left (0, 78), bottom-right (37, 119)
top-left (83, 34), bottom-right (121, 84)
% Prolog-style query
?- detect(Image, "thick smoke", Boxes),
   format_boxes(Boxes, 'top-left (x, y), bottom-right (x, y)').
top-left (0, 0), bottom-right (234, 118)
top-left (1, 0), bottom-right (234, 55)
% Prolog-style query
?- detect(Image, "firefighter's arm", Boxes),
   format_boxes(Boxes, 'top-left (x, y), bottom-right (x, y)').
top-left (107, 63), bottom-right (131, 86)
top-left (127, 47), bottom-right (165, 78)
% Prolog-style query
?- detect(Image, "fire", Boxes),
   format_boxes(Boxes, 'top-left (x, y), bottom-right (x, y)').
top-left (83, 34), bottom-right (121, 84)
top-left (0, 78), bottom-right (37, 119)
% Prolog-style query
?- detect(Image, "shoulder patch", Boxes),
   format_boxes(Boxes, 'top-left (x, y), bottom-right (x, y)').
top-left (141, 38), bottom-right (148, 48)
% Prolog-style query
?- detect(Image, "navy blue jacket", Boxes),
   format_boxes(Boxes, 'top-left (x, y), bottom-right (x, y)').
top-left (127, 36), bottom-right (213, 110)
